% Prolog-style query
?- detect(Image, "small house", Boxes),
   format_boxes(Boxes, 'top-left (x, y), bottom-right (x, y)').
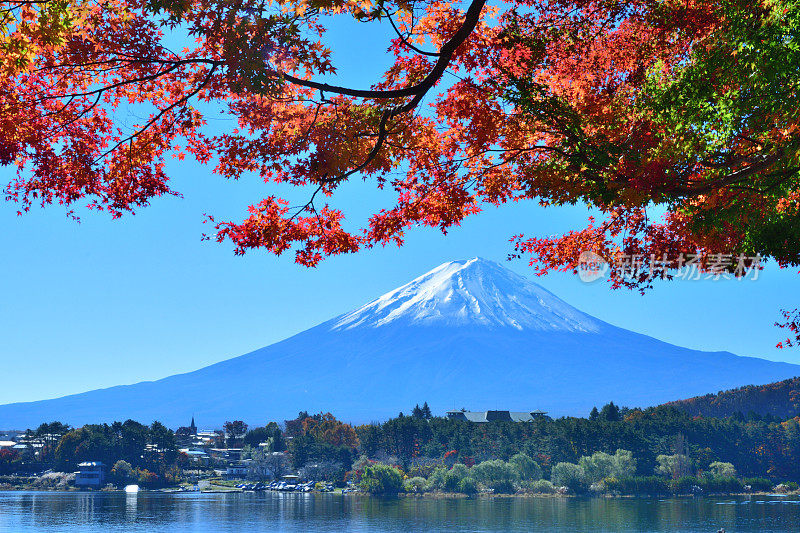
top-left (179, 448), bottom-right (210, 465)
top-left (75, 461), bottom-right (106, 488)
top-left (224, 463), bottom-right (248, 480)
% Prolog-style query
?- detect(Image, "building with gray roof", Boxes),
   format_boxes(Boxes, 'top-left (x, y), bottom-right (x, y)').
top-left (445, 409), bottom-right (548, 422)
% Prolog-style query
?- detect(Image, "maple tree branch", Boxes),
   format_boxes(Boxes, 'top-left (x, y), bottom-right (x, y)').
top-left (674, 147), bottom-right (792, 196)
top-left (30, 61), bottom-right (188, 103)
top-left (0, 0), bottom-right (48, 14)
top-left (320, 108), bottom-right (392, 185)
top-left (381, 6), bottom-right (441, 57)
top-left (48, 92), bottom-right (102, 137)
top-left (299, 0), bottom-right (486, 192)
top-left (727, 167), bottom-right (800, 194)
top-left (32, 55), bottom-right (221, 73)
top-left (289, 181), bottom-right (326, 223)
top-left (279, 0), bottom-right (486, 99)
top-left (94, 65), bottom-right (217, 162)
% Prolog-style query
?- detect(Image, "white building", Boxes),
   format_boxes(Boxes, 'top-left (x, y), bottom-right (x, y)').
top-left (75, 462), bottom-right (106, 488)
top-left (224, 464), bottom-right (248, 480)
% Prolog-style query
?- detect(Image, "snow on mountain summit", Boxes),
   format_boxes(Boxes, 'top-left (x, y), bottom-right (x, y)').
top-left (6, 256), bottom-right (800, 427)
top-left (331, 257), bottom-right (602, 332)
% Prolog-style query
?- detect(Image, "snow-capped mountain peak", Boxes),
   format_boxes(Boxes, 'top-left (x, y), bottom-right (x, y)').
top-left (330, 257), bottom-right (602, 332)
top-left (4, 256), bottom-right (800, 427)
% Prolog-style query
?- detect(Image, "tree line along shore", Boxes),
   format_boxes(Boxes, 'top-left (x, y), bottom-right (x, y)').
top-left (2, 402), bottom-right (800, 497)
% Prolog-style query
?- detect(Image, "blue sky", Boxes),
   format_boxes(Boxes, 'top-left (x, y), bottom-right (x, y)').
top-left (1, 12), bottom-right (800, 406)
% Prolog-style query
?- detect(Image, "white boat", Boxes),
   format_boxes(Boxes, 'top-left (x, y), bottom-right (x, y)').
top-left (124, 484), bottom-right (140, 493)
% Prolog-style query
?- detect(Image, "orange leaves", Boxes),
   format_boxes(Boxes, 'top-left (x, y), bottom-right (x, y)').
top-left (296, 413), bottom-right (359, 447)
top-left (6, 0), bottom-right (794, 305)
top-left (512, 206), bottom-right (700, 290)
top-left (210, 196), bottom-right (362, 266)
top-left (271, 0), bottom-right (386, 20)
top-left (4, 0), bottom-right (503, 263)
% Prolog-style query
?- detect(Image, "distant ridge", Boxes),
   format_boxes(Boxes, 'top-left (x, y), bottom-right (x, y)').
top-left (1, 257), bottom-right (799, 428)
top-left (664, 376), bottom-right (800, 419)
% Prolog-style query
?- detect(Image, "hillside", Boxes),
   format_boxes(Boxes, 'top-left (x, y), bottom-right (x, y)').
top-left (665, 376), bottom-right (800, 419)
top-left (1, 258), bottom-right (799, 428)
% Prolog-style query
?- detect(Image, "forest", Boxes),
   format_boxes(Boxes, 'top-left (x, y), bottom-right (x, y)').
top-left (350, 404), bottom-right (800, 481)
top-left (665, 377), bottom-right (800, 419)
top-left (3, 400), bottom-right (800, 494)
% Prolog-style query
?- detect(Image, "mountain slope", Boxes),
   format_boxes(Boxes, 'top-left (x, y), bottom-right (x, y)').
top-left (1, 258), bottom-right (798, 428)
top-left (332, 258), bottom-right (601, 332)
top-left (665, 377), bottom-right (800, 419)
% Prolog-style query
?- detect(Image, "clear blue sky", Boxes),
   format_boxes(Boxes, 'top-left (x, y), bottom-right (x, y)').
top-left (1, 13), bottom-right (799, 406)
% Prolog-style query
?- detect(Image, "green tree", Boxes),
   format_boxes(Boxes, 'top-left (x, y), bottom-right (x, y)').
top-left (355, 424), bottom-right (382, 457)
top-left (421, 402), bottom-right (432, 419)
top-left (148, 421), bottom-right (178, 468)
top-left (600, 402), bottom-right (622, 422)
top-left (551, 462), bottom-right (586, 493)
top-left (404, 476), bottom-right (427, 493)
top-left (114, 420), bottom-right (149, 466)
top-left (108, 460), bottom-right (135, 486)
top-left (471, 459), bottom-right (518, 493)
top-left (149, 421), bottom-right (176, 450)
top-left (443, 463), bottom-right (471, 492)
top-left (708, 461), bottom-right (737, 478)
top-left (243, 423), bottom-right (285, 451)
top-left (457, 476), bottom-right (479, 495)
top-left (287, 434), bottom-right (316, 469)
top-left (381, 415), bottom-right (431, 462)
top-left (360, 464), bottom-right (404, 495)
top-left (54, 426), bottom-right (114, 470)
top-left (655, 454), bottom-right (693, 480)
top-left (509, 453), bottom-right (542, 482)
top-left (426, 467), bottom-right (448, 491)
top-left (611, 449), bottom-right (637, 479)
top-left (223, 421), bottom-right (248, 448)
top-left (579, 450), bottom-right (636, 483)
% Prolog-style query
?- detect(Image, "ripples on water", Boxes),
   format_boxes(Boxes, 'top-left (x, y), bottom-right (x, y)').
top-left (1, 491), bottom-right (799, 532)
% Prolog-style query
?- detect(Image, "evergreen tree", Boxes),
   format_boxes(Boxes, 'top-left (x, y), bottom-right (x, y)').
top-left (421, 402), bottom-right (432, 419)
top-left (589, 407), bottom-right (599, 421)
top-left (600, 402), bottom-right (621, 422)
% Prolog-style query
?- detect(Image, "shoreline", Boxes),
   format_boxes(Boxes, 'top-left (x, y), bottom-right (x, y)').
top-left (2, 485), bottom-right (798, 500)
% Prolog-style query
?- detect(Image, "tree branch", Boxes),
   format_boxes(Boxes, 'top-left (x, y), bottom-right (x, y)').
top-left (381, 6), bottom-right (441, 57)
top-left (280, 0), bottom-right (486, 100)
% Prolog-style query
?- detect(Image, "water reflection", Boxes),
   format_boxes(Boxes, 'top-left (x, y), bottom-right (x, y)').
top-left (0, 492), bottom-right (798, 532)
top-left (125, 492), bottom-right (137, 520)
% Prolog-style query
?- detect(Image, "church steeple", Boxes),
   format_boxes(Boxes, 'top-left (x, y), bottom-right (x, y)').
top-left (190, 415), bottom-right (196, 435)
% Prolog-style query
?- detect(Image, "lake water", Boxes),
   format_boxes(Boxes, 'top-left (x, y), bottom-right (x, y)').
top-left (1, 491), bottom-right (799, 532)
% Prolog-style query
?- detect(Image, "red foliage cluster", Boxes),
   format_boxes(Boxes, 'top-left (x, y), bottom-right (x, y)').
top-left (2, 0), bottom-right (798, 343)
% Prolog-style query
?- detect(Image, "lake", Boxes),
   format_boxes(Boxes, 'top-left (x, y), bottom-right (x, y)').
top-left (1, 491), bottom-right (799, 532)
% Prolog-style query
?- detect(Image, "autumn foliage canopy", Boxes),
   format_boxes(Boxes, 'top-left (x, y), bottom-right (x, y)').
top-left (1, 0), bottom-right (799, 331)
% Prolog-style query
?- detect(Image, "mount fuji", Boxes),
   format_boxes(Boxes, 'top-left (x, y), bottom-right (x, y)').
top-left (1, 257), bottom-right (798, 428)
